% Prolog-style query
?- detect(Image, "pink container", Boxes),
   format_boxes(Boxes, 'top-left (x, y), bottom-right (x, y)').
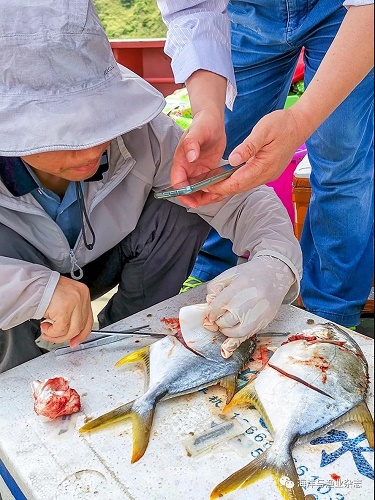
top-left (266, 144), bottom-right (307, 225)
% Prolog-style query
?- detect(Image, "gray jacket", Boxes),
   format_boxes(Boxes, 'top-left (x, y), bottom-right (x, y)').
top-left (0, 112), bottom-right (302, 330)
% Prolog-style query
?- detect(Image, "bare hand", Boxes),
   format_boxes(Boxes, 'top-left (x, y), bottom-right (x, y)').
top-left (170, 110), bottom-right (227, 208)
top-left (195, 108), bottom-right (307, 203)
top-left (40, 276), bottom-right (93, 348)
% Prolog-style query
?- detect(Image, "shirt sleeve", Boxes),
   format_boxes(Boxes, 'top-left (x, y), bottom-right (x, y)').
top-left (343, 0), bottom-right (373, 6)
top-left (156, 0), bottom-right (237, 109)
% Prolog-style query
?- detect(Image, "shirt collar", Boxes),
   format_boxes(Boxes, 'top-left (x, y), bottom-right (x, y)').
top-left (0, 152), bottom-right (109, 197)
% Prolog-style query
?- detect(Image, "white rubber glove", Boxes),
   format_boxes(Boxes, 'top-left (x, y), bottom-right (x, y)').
top-left (204, 255), bottom-right (296, 359)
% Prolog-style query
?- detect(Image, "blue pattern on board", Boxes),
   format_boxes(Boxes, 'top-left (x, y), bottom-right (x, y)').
top-left (311, 430), bottom-right (374, 480)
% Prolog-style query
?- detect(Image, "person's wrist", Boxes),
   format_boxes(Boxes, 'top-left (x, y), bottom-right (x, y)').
top-left (192, 108), bottom-right (225, 133)
top-left (186, 70), bottom-right (226, 118)
top-left (290, 100), bottom-right (321, 143)
top-left (253, 255), bottom-right (295, 292)
top-left (191, 101), bottom-right (225, 124)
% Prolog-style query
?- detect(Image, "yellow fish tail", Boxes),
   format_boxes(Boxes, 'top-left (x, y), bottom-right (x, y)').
top-left (211, 447), bottom-right (305, 500)
top-left (79, 400), bottom-right (155, 463)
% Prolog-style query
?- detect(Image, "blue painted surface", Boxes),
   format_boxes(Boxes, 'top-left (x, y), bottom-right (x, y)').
top-left (0, 458), bottom-right (27, 500)
top-left (311, 430), bottom-right (374, 480)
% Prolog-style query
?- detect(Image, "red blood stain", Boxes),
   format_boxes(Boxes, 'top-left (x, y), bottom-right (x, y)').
top-left (330, 473), bottom-right (341, 482)
top-left (289, 353), bottom-right (330, 384)
top-left (268, 363), bottom-right (333, 399)
top-left (161, 317), bottom-right (180, 330)
top-left (282, 334), bottom-right (317, 345)
top-left (254, 345), bottom-right (272, 367)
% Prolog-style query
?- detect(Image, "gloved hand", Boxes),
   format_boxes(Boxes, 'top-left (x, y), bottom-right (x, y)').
top-left (204, 255), bottom-right (296, 358)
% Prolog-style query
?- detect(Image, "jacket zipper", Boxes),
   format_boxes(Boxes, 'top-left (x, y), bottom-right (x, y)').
top-left (69, 250), bottom-right (84, 280)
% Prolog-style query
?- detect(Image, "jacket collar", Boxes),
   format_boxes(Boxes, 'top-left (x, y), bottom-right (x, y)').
top-left (0, 153), bottom-right (109, 197)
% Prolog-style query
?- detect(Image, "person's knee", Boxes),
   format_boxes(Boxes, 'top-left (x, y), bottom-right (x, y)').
top-left (169, 205), bottom-right (211, 251)
top-left (164, 199), bottom-right (209, 235)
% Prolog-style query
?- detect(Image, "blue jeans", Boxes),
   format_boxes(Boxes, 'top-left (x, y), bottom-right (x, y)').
top-left (191, 0), bottom-right (374, 326)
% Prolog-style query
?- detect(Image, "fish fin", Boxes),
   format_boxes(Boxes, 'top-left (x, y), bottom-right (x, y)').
top-left (115, 345), bottom-right (150, 367)
top-left (302, 401), bottom-right (374, 448)
top-left (115, 346), bottom-right (151, 387)
top-left (223, 381), bottom-right (274, 435)
top-left (79, 400), bottom-right (155, 463)
top-left (79, 401), bottom-right (134, 433)
top-left (334, 401), bottom-right (374, 448)
top-left (354, 402), bottom-right (374, 448)
top-left (211, 447), bottom-right (305, 500)
top-left (219, 375), bottom-right (237, 404)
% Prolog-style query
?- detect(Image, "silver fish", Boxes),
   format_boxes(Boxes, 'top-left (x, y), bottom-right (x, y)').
top-left (79, 304), bottom-right (256, 463)
top-left (211, 322), bottom-right (374, 500)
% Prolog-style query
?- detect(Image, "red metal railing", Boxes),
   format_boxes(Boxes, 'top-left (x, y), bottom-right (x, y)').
top-left (110, 39), bottom-right (182, 97)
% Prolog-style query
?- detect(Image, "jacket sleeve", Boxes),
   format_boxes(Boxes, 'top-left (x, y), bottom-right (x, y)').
top-left (0, 257), bottom-right (60, 330)
top-left (191, 188), bottom-right (303, 303)
top-left (343, 0), bottom-right (373, 5)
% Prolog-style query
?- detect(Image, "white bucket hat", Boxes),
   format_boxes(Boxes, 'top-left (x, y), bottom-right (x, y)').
top-left (0, 0), bottom-right (165, 157)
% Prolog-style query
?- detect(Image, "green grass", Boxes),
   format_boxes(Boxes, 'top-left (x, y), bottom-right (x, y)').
top-left (94, 0), bottom-right (167, 39)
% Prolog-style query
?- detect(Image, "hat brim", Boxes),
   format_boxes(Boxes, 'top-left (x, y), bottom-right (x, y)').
top-left (0, 65), bottom-right (165, 157)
